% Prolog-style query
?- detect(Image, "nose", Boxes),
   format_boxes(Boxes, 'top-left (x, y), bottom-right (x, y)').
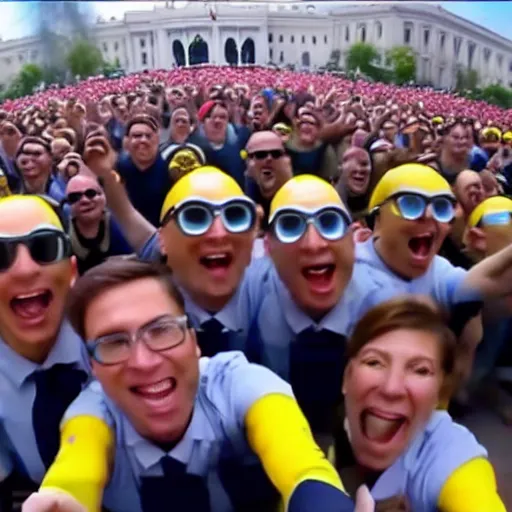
top-left (125, 338), bottom-right (162, 371)
top-left (9, 245), bottom-right (42, 280)
top-left (379, 366), bottom-right (407, 400)
top-left (205, 215), bottom-right (229, 239)
top-left (301, 223), bottom-right (328, 251)
top-left (423, 204), bottom-right (435, 220)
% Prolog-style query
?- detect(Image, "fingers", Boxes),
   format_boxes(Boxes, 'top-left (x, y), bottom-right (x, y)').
top-left (23, 491), bottom-right (87, 512)
top-left (354, 485), bottom-right (375, 512)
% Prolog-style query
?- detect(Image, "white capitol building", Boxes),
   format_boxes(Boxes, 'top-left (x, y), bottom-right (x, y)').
top-left (0, 2), bottom-right (511, 90)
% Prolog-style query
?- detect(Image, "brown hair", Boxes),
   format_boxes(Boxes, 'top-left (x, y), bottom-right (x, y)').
top-left (67, 258), bottom-right (185, 340)
top-left (347, 297), bottom-right (457, 377)
top-left (125, 114), bottom-right (159, 136)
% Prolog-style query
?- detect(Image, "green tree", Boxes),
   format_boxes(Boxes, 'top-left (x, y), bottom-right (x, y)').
top-left (17, 63), bottom-right (44, 95)
top-left (346, 42), bottom-right (379, 75)
top-left (387, 46), bottom-right (416, 85)
top-left (66, 38), bottom-right (104, 79)
top-left (480, 84), bottom-right (512, 109)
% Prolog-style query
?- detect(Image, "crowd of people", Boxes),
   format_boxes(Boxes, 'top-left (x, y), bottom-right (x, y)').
top-left (0, 63), bottom-right (510, 511)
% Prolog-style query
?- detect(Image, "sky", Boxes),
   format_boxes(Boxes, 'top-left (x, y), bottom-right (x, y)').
top-left (0, 1), bottom-right (510, 42)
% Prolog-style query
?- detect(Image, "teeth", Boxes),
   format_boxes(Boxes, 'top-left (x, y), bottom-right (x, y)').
top-left (136, 379), bottom-right (173, 395)
top-left (15, 292), bottom-right (45, 300)
top-left (205, 254), bottom-right (227, 260)
top-left (307, 267), bottom-right (329, 275)
top-left (364, 414), bottom-right (402, 441)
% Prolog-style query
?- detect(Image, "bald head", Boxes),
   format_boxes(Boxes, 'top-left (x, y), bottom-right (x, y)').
top-left (66, 174), bottom-right (101, 196)
top-left (246, 130), bottom-right (283, 153)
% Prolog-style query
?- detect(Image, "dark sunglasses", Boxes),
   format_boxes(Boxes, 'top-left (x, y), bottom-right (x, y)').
top-left (247, 150), bottom-right (285, 160)
top-left (67, 189), bottom-right (101, 205)
top-left (0, 227), bottom-right (72, 272)
top-left (162, 198), bottom-right (256, 236)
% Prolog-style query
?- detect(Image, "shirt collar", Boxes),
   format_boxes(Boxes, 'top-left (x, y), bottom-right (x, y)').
top-left (0, 320), bottom-right (89, 387)
top-left (180, 285), bottom-right (242, 333)
top-left (123, 359), bottom-right (217, 470)
top-left (273, 266), bottom-right (355, 336)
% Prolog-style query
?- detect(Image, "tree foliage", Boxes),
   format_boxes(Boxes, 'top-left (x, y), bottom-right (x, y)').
top-left (387, 46), bottom-right (416, 85)
top-left (66, 38), bottom-right (104, 79)
top-left (456, 67), bottom-right (479, 91)
top-left (346, 42), bottom-right (379, 75)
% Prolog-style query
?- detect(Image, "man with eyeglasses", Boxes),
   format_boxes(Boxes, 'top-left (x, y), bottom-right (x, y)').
top-left (0, 195), bottom-right (90, 507)
top-left (65, 175), bottom-right (132, 275)
top-left (252, 175), bottom-right (386, 450)
top-left (24, 259), bottom-right (371, 512)
top-left (356, 163), bottom-right (512, 394)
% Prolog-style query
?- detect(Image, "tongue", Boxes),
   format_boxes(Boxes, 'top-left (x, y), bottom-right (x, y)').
top-left (202, 258), bottom-right (229, 269)
top-left (409, 237), bottom-right (431, 257)
top-left (11, 295), bottom-right (49, 319)
top-left (364, 414), bottom-right (402, 442)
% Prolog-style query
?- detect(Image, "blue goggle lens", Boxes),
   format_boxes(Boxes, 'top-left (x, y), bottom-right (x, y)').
top-left (395, 194), bottom-right (454, 223)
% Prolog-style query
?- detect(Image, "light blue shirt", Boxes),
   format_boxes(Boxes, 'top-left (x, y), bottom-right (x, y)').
top-left (0, 321), bottom-right (90, 483)
top-left (64, 351), bottom-right (293, 512)
top-left (355, 238), bottom-right (479, 307)
top-left (370, 411), bottom-right (487, 512)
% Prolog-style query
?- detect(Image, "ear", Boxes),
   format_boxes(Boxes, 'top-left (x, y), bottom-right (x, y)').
top-left (157, 229), bottom-right (167, 256)
top-left (465, 227), bottom-right (487, 253)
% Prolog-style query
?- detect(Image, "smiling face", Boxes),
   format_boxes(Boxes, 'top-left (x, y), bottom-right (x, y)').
top-left (341, 148), bottom-right (371, 197)
top-left (66, 175), bottom-right (105, 224)
top-left (343, 328), bottom-right (443, 470)
top-left (454, 170), bottom-right (485, 216)
top-left (159, 169), bottom-right (256, 313)
top-left (170, 107), bottom-right (192, 144)
top-left (126, 122), bottom-right (159, 169)
top-left (267, 177), bottom-right (354, 318)
top-left (0, 197), bottom-right (75, 362)
top-left (85, 277), bottom-right (200, 444)
top-left (17, 142), bottom-right (52, 186)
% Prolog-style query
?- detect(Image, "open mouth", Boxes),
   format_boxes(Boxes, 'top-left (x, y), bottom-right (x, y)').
top-left (301, 263), bottom-right (336, 288)
top-left (131, 377), bottom-right (177, 401)
top-left (408, 234), bottom-right (434, 258)
top-left (361, 410), bottom-right (406, 443)
top-left (199, 253), bottom-right (233, 271)
top-left (10, 290), bottom-right (53, 320)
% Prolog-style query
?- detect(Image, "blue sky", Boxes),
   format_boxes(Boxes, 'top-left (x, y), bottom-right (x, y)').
top-left (0, 2), bottom-right (510, 42)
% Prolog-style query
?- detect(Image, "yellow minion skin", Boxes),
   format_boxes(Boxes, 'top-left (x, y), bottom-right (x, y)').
top-left (40, 395), bottom-right (347, 511)
top-left (0, 195), bottom-right (64, 231)
top-left (369, 163), bottom-right (454, 212)
top-left (160, 166), bottom-right (245, 224)
top-left (468, 196), bottom-right (512, 229)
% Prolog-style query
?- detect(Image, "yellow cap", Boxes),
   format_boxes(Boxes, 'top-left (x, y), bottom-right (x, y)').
top-left (0, 195), bottom-right (63, 231)
top-left (272, 123), bottom-right (292, 134)
top-left (160, 166), bottom-right (244, 223)
top-left (369, 164), bottom-right (453, 211)
top-left (503, 131), bottom-right (512, 143)
top-left (468, 196), bottom-right (512, 228)
top-left (168, 149), bottom-right (202, 175)
top-left (269, 175), bottom-right (346, 220)
top-left (432, 116), bottom-right (444, 125)
top-left (481, 126), bottom-right (502, 141)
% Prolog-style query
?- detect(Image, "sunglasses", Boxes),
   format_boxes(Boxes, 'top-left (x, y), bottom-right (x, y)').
top-left (67, 189), bottom-right (101, 205)
top-left (247, 149), bottom-right (285, 160)
top-left (477, 211), bottom-right (512, 227)
top-left (389, 193), bottom-right (456, 223)
top-left (270, 206), bottom-right (351, 244)
top-left (0, 227), bottom-right (72, 272)
top-left (162, 198), bottom-right (256, 236)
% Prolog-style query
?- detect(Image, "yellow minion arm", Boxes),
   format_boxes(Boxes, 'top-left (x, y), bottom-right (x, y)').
top-left (245, 393), bottom-right (345, 507)
top-left (438, 457), bottom-right (506, 512)
top-left (40, 416), bottom-right (113, 512)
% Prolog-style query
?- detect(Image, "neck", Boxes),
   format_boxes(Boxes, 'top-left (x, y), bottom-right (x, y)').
top-left (75, 217), bottom-right (102, 238)
top-left (440, 148), bottom-right (467, 173)
top-left (132, 157), bottom-right (156, 172)
top-left (373, 237), bottom-right (412, 281)
top-left (24, 176), bottom-right (48, 194)
top-left (2, 330), bottom-right (57, 364)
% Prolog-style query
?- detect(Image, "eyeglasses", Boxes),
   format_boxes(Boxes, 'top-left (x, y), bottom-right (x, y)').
top-left (0, 227), bottom-right (72, 272)
top-left (389, 193), bottom-right (456, 223)
top-left (247, 150), bottom-right (285, 160)
top-left (86, 315), bottom-right (190, 365)
top-left (67, 189), bottom-right (101, 205)
top-left (477, 211), bottom-right (512, 227)
top-left (162, 198), bottom-right (256, 236)
top-left (270, 206), bottom-right (351, 244)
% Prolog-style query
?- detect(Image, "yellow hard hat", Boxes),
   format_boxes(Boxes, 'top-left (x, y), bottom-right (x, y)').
top-left (369, 164), bottom-right (454, 211)
top-left (269, 174), bottom-right (347, 221)
top-left (160, 166), bottom-right (244, 223)
top-left (468, 196), bottom-right (512, 228)
top-left (502, 131), bottom-right (512, 143)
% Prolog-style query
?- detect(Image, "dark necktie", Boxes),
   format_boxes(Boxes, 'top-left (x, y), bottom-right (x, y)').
top-left (289, 328), bottom-right (347, 433)
top-left (32, 364), bottom-right (88, 469)
top-left (196, 318), bottom-right (229, 357)
top-left (140, 456), bottom-right (210, 512)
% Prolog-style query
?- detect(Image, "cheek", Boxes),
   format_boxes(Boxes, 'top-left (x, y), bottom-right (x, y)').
top-left (92, 363), bottom-right (122, 391)
top-left (408, 380), bottom-right (440, 415)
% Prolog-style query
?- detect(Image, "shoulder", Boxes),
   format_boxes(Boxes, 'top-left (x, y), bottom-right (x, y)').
top-left (138, 232), bottom-right (161, 262)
